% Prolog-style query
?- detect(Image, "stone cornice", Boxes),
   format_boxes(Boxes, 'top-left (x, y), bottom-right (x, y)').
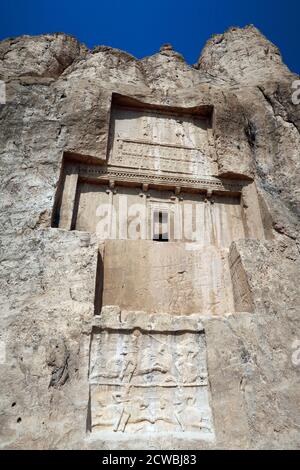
top-left (78, 164), bottom-right (247, 193)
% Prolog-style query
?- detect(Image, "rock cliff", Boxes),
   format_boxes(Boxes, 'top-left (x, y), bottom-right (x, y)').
top-left (0, 25), bottom-right (300, 449)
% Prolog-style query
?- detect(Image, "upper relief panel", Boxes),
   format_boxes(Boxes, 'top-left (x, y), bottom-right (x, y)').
top-left (108, 102), bottom-right (217, 177)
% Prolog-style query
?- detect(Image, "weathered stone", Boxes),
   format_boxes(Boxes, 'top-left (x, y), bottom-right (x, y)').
top-left (197, 25), bottom-right (293, 86)
top-left (0, 25), bottom-right (300, 450)
top-left (0, 33), bottom-right (84, 80)
top-left (0, 230), bottom-right (98, 449)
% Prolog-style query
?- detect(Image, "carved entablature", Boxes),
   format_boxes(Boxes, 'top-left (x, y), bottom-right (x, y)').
top-left (107, 96), bottom-right (217, 178)
top-left (77, 165), bottom-right (247, 194)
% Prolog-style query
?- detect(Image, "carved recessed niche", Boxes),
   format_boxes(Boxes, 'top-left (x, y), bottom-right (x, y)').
top-left (102, 240), bottom-right (235, 316)
top-left (53, 97), bottom-right (264, 242)
top-left (89, 315), bottom-right (214, 439)
top-left (52, 95), bottom-right (265, 316)
top-left (107, 98), bottom-right (216, 177)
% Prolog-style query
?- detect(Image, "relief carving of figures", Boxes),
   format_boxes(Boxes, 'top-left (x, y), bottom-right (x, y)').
top-left (174, 395), bottom-right (206, 432)
top-left (174, 337), bottom-right (201, 384)
top-left (135, 335), bottom-right (176, 383)
top-left (151, 398), bottom-right (180, 430)
top-left (91, 332), bottom-right (139, 383)
top-left (117, 396), bottom-right (152, 432)
top-left (90, 331), bottom-right (213, 435)
top-left (93, 389), bottom-right (152, 433)
top-left (92, 392), bottom-right (125, 432)
top-left (118, 333), bottom-right (139, 382)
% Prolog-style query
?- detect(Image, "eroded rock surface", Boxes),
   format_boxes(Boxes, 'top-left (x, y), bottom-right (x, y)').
top-left (0, 26), bottom-right (300, 449)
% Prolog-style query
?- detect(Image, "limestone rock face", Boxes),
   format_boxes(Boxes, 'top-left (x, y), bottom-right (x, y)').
top-left (197, 25), bottom-right (292, 85)
top-left (0, 230), bottom-right (99, 449)
top-left (0, 26), bottom-right (300, 449)
top-left (0, 33), bottom-right (84, 80)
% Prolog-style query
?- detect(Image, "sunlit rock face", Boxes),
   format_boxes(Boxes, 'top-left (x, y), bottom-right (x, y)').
top-left (0, 26), bottom-right (300, 450)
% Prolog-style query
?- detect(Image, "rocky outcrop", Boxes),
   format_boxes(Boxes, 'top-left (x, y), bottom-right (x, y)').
top-left (197, 25), bottom-right (292, 85)
top-left (0, 33), bottom-right (84, 80)
top-left (0, 230), bottom-right (98, 449)
top-left (0, 26), bottom-right (300, 449)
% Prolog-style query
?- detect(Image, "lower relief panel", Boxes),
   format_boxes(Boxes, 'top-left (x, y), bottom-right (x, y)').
top-left (89, 328), bottom-right (214, 440)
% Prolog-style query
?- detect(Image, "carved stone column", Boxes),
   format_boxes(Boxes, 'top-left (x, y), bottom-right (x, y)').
top-left (58, 166), bottom-right (78, 230)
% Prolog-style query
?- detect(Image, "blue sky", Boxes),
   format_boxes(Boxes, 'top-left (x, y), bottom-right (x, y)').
top-left (0, 0), bottom-right (299, 73)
